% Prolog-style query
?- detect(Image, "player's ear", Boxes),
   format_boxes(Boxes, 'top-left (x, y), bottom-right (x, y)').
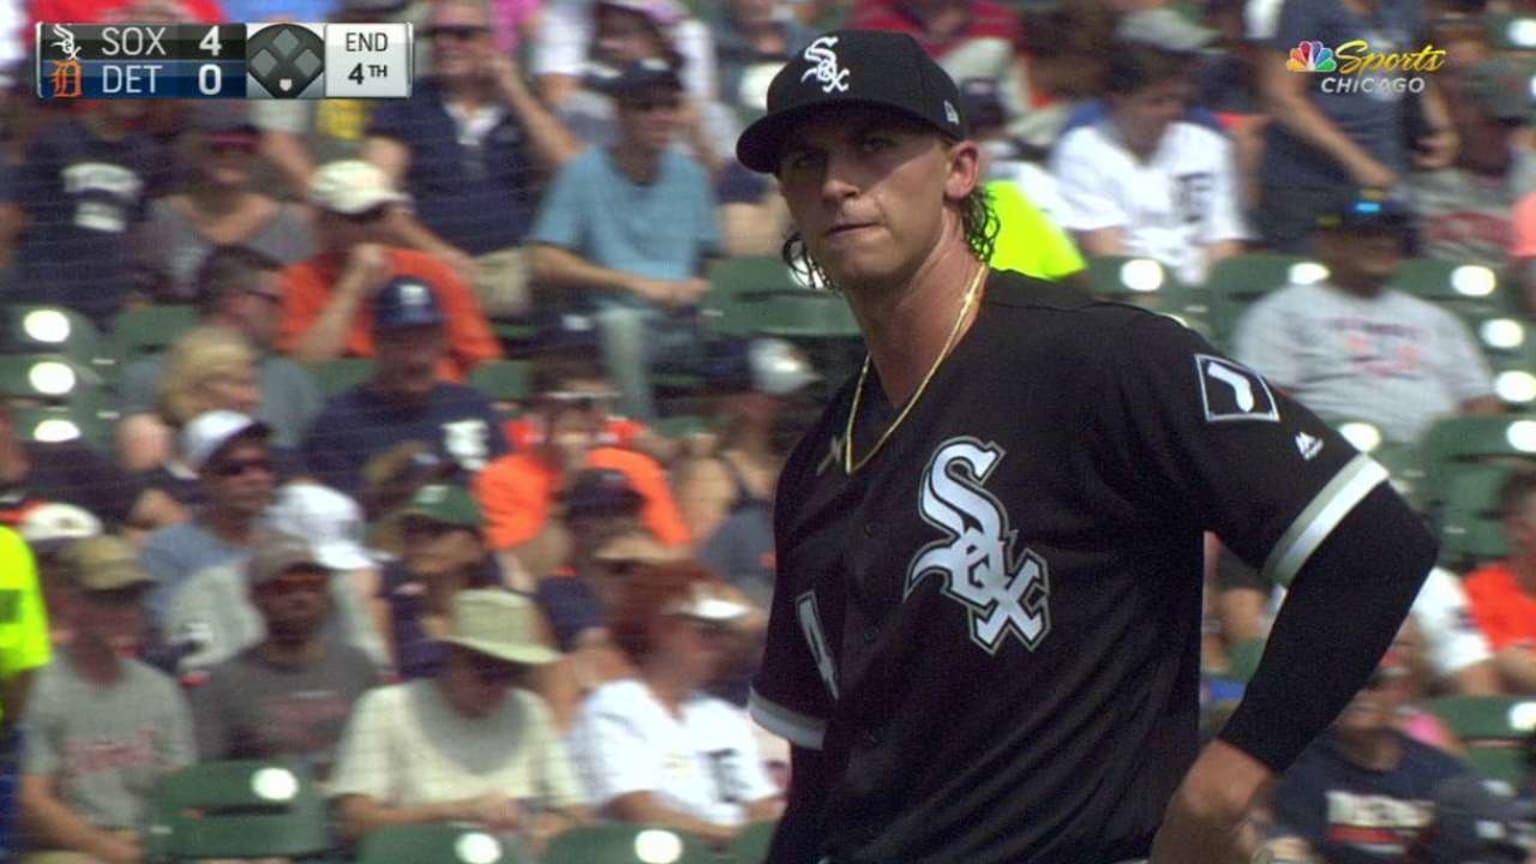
top-left (943, 139), bottom-right (981, 203)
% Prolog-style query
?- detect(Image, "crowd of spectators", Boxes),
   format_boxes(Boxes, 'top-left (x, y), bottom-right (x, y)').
top-left (3, 0), bottom-right (1536, 860)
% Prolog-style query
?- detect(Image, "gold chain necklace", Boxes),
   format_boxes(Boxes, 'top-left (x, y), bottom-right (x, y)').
top-left (843, 265), bottom-right (989, 476)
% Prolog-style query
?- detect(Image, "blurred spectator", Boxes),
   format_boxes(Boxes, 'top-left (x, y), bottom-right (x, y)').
top-left (1257, 0), bottom-right (1456, 252)
top-left (12, 100), bottom-right (170, 329)
top-left (356, 439), bottom-right (460, 524)
top-left (191, 532), bottom-right (379, 780)
top-left (363, 0), bottom-right (583, 321)
top-left (534, 0), bottom-right (719, 111)
top-left (277, 160), bottom-right (503, 380)
top-left (17, 504), bottom-right (103, 647)
top-left (1410, 773), bottom-right (1535, 864)
top-left (568, 561), bottom-right (780, 847)
top-left (142, 102), bottom-right (314, 302)
top-left (331, 589), bottom-right (585, 850)
top-left (265, 483), bottom-right (390, 670)
top-left (1233, 191), bottom-right (1499, 445)
top-left (1258, 649), bottom-right (1471, 863)
top-left (850, 0), bottom-right (1028, 139)
top-left (490, 0), bottom-right (546, 56)
top-left (475, 352), bottom-right (690, 569)
top-left (1053, 42), bottom-right (1246, 286)
top-left (375, 483), bottom-right (508, 680)
top-left (0, 155), bottom-right (19, 277)
top-left (117, 246), bottom-right (322, 466)
top-left (713, 0), bottom-right (816, 122)
top-left (1463, 470), bottom-right (1536, 694)
top-left (300, 276), bottom-right (510, 497)
top-left (0, 527), bottom-right (50, 862)
top-left (0, 401), bottom-right (184, 536)
top-left (220, 0), bottom-right (340, 21)
top-left (1413, 58), bottom-right (1536, 269)
top-left (678, 338), bottom-right (816, 556)
top-left (18, 535), bottom-right (194, 864)
top-left (140, 411), bottom-right (275, 630)
top-left (529, 59), bottom-right (720, 420)
top-left (123, 326), bottom-right (263, 502)
top-left (29, 0), bottom-right (224, 25)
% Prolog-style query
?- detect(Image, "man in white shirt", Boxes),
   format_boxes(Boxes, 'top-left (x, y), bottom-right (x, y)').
top-left (1234, 192), bottom-right (1500, 445)
top-left (1052, 41), bottom-right (1246, 286)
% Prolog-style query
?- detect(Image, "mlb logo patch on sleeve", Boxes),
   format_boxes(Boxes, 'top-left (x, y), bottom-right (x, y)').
top-left (1195, 355), bottom-right (1279, 423)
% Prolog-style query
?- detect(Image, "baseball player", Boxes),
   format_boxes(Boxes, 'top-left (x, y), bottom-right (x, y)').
top-left (733, 29), bottom-right (1437, 864)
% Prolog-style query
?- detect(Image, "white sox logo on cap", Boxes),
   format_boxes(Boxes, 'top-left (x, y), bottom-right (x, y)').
top-left (800, 36), bottom-right (850, 94)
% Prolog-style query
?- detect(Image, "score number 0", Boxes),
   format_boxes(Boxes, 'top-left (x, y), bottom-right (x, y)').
top-left (196, 25), bottom-right (223, 95)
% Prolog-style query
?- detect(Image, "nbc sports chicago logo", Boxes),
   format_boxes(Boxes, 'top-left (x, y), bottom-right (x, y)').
top-left (1288, 39), bottom-right (1446, 94)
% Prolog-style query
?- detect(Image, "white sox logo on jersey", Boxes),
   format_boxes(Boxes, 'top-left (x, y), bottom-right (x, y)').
top-left (906, 437), bottom-right (1051, 655)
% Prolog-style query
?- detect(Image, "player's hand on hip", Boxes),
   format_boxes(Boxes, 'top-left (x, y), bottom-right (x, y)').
top-left (1149, 739), bottom-right (1274, 864)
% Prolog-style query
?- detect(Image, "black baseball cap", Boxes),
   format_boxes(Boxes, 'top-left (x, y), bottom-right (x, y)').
top-left (1315, 189), bottom-right (1412, 233)
top-left (592, 57), bottom-right (683, 97)
top-left (736, 29), bottom-right (969, 174)
top-left (565, 468), bottom-right (644, 521)
top-left (374, 276), bottom-right (445, 331)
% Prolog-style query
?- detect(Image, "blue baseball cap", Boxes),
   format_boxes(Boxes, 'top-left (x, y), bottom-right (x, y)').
top-left (1317, 189), bottom-right (1412, 233)
top-left (374, 276), bottom-right (445, 331)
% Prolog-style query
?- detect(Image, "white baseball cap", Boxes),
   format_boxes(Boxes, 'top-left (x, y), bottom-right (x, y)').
top-left (310, 159), bottom-right (407, 215)
top-left (17, 503), bottom-right (103, 544)
top-left (664, 581), bottom-right (754, 623)
top-left (264, 483), bottom-right (374, 571)
top-left (182, 410), bottom-right (272, 473)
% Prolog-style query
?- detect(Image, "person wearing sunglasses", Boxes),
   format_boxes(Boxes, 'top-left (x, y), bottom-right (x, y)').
top-left (277, 159), bottom-right (503, 384)
top-left (361, 0), bottom-right (582, 321)
top-left (17, 534), bottom-right (194, 864)
top-left (1258, 648), bottom-right (1475, 864)
top-left (143, 101), bottom-right (314, 303)
top-left (190, 532), bottom-right (380, 782)
top-left (141, 411), bottom-right (277, 643)
top-left (332, 589), bottom-right (587, 854)
top-left (567, 560), bottom-right (780, 850)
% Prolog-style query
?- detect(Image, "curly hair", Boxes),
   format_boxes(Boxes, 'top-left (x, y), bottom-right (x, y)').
top-left (781, 184), bottom-right (999, 291)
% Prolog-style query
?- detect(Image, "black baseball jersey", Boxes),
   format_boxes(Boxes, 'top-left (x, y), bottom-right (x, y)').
top-left (751, 272), bottom-right (1391, 863)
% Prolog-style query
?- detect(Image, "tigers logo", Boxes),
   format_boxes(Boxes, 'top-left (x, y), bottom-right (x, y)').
top-left (906, 438), bottom-right (1051, 654)
top-left (49, 24), bottom-right (83, 99)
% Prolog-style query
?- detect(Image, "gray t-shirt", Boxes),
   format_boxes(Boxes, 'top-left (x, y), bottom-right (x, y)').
top-left (192, 643), bottom-right (379, 780)
top-left (1410, 154), bottom-right (1536, 268)
top-left (140, 521), bottom-right (250, 626)
top-left (21, 655), bottom-right (194, 831)
top-left (143, 199), bottom-right (315, 301)
top-left (1233, 281), bottom-right (1494, 444)
top-left (118, 353), bottom-right (322, 448)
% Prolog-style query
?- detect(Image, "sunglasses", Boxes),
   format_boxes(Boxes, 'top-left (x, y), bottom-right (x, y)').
top-left (342, 207), bottom-right (391, 225)
top-left (212, 457), bottom-right (274, 478)
top-left (464, 656), bottom-right (522, 685)
top-left (621, 97), bottom-right (681, 113)
top-left (428, 24), bottom-right (490, 40)
top-left (206, 140), bottom-right (258, 155)
top-left (87, 586), bottom-right (149, 608)
top-left (258, 569), bottom-right (329, 596)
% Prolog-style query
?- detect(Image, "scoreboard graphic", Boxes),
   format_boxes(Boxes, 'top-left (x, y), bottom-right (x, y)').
top-left (36, 22), bottom-right (414, 100)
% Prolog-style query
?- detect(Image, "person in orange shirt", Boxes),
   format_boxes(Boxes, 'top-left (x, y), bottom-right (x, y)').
top-left (474, 354), bottom-right (690, 575)
top-left (277, 160), bottom-right (503, 382)
top-left (1463, 469), bottom-right (1536, 694)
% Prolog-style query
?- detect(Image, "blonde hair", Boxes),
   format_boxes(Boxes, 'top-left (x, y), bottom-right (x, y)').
top-left (157, 326), bottom-right (257, 427)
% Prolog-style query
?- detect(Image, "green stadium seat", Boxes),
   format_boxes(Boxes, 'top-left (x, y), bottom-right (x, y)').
top-left (1082, 255), bottom-right (1213, 339)
top-left (541, 825), bottom-right (716, 864)
top-left (355, 823), bottom-right (529, 864)
top-left (1486, 13), bottom-right (1536, 50)
top-left (304, 357), bottom-right (375, 397)
top-left (1426, 696), bottom-right (1536, 784)
top-left (730, 820), bottom-right (779, 864)
top-left (704, 256), bottom-right (807, 339)
top-left (1, 305), bottom-right (104, 363)
top-left (741, 290), bottom-right (861, 341)
top-left (144, 761), bottom-right (333, 862)
top-left (1390, 258), bottom-right (1514, 318)
top-left (109, 304), bottom-right (198, 362)
top-left (1417, 414), bottom-right (1536, 510)
top-left (1330, 419), bottom-right (1428, 509)
top-left (469, 359), bottom-right (532, 403)
top-left (1205, 253), bottom-right (1329, 347)
top-left (1436, 463), bottom-right (1514, 569)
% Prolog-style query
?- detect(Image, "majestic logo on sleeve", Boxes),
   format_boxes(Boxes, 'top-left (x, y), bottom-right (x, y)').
top-left (906, 438), bottom-right (1050, 654)
top-left (1196, 355), bottom-right (1280, 423)
top-left (800, 36), bottom-right (850, 94)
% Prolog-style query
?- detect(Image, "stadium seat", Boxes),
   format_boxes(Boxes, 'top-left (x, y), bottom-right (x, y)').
top-left (304, 357), bottom-right (375, 397)
top-left (730, 821), bottom-right (780, 864)
top-left (541, 824), bottom-right (716, 864)
top-left (1485, 13), bottom-right (1536, 50)
top-left (704, 256), bottom-right (808, 339)
top-left (1390, 258), bottom-right (1513, 318)
top-left (1417, 414), bottom-right (1536, 510)
top-left (355, 823), bottom-right (529, 864)
top-left (0, 305), bottom-right (104, 364)
top-left (1425, 696), bottom-right (1536, 785)
top-left (741, 290), bottom-right (861, 341)
top-left (1204, 253), bottom-right (1329, 348)
top-left (144, 761), bottom-right (333, 862)
top-left (469, 359), bottom-right (532, 404)
top-left (1436, 463), bottom-right (1513, 569)
top-left (1081, 255), bottom-right (1213, 339)
top-left (1330, 419), bottom-right (1428, 509)
top-left (109, 304), bottom-right (198, 363)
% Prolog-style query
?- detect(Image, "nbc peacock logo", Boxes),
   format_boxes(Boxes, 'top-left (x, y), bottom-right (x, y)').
top-left (1287, 40), bottom-right (1337, 72)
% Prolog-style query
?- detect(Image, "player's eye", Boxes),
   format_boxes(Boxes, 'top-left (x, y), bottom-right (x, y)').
top-left (860, 134), bottom-right (896, 152)
top-left (780, 149), bottom-right (822, 174)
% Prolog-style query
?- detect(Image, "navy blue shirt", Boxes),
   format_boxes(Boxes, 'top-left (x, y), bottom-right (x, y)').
top-left (301, 382), bottom-right (510, 497)
top-left (14, 119), bottom-right (168, 328)
top-left (367, 79), bottom-right (538, 255)
top-left (534, 576), bottom-right (605, 654)
top-left (380, 558), bottom-right (503, 680)
top-left (1271, 729), bottom-right (1469, 864)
